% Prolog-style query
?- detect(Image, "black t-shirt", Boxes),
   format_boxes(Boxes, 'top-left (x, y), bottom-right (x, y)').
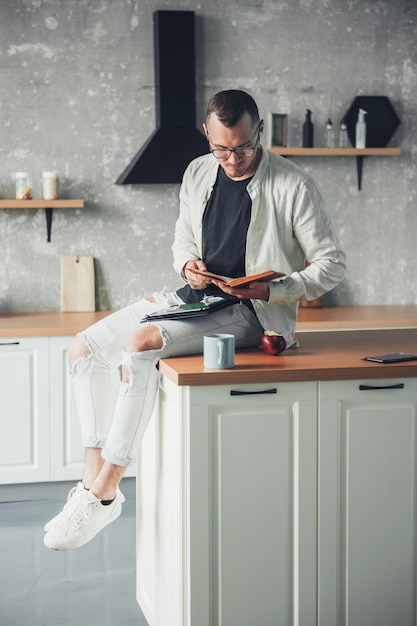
top-left (177, 167), bottom-right (253, 303)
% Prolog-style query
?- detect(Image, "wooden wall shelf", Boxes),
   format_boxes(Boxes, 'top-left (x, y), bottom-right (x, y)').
top-left (268, 147), bottom-right (400, 156)
top-left (268, 147), bottom-right (401, 189)
top-left (0, 199), bottom-right (84, 241)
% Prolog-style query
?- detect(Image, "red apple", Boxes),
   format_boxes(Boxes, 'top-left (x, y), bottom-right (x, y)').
top-left (261, 330), bottom-right (287, 356)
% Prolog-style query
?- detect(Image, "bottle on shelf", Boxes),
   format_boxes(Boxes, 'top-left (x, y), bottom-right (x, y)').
top-left (339, 121), bottom-right (349, 148)
top-left (355, 108), bottom-right (367, 148)
top-left (302, 109), bottom-right (314, 147)
top-left (326, 118), bottom-right (335, 148)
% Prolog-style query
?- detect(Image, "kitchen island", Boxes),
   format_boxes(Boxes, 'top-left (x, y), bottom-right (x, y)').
top-left (136, 310), bottom-right (417, 626)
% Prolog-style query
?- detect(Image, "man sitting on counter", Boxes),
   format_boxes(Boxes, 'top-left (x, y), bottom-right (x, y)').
top-left (43, 89), bottom-right (346, 550)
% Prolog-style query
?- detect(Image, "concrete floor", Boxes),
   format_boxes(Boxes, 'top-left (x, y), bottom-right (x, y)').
top-left (0, 481), bottom-right (147, 626)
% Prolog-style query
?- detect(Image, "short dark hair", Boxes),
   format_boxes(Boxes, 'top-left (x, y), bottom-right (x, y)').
top-left (206, 90), bottom-right (260, 129)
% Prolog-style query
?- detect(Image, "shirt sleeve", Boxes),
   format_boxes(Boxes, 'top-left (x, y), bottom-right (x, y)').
top-left (269, 177), bottom-right (346, 304)
top-left (171, 164), bottom-right (203, 275)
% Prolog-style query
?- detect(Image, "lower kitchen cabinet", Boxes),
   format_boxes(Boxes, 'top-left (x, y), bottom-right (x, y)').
top-left (318, 377), bottom-right (417, 626)
top-left (137, 375), bottom-right (417, 626)
top-left (0, 335), bottom-right (83, 484)
top-left (137, 378), bottom-right (318, 626)
top-left (0, 337), bottom-right (50, 483)
top-left (0, 335), bottom-right (133, 485)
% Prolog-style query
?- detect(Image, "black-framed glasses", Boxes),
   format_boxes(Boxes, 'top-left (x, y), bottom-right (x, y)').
top-left (209, 126), bottom-right (261, 160)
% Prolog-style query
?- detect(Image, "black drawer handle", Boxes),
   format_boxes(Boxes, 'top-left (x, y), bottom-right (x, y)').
top-left (0, 341), bottom-right (20, 346)
top-left (359, 383), bottom-right (404, 391)
top-left (230, 388), bottom-right (277, 396)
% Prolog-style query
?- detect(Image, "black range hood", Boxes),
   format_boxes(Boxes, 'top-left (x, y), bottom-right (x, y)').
top-left (116, 10), bottom-right (208, 185)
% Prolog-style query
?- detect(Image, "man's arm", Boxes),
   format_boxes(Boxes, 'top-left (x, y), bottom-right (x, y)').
top-left (270, 178), bottom-right (345, 305)
top-left (172, 165), bottom-right (203, 276)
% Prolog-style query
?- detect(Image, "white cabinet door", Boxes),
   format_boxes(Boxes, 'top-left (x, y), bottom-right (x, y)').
top-left (49, 336), bottom-right (84, 481)
top-left (0, 337), bottom-right (50, 483)
top-left (318, 378), bottom-right (417, 626)
top-left (137, 378), bottom-right (318, 626)
top-left (189, 382), bottom-right (317, 626)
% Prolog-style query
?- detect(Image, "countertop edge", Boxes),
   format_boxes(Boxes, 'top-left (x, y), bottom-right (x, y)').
top-left (158, 359), bottom-right (417, 386)
top-left (0, 306), bottom-right (416, 336)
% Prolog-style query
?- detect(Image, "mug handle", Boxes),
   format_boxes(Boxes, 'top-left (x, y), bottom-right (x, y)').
top-left (217, 340), bottom-right (225, 367)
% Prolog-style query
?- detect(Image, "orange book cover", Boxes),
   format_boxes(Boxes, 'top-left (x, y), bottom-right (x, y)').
top-left (187, 268), bottom-right (285, 288)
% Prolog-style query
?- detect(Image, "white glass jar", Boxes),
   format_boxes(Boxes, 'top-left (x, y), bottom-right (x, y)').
top-left (42, 171), bottom-right (59, 200)
top-left (15, 172), bottom-right (33, 200)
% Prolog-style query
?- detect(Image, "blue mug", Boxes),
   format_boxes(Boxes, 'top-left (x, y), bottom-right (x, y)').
top-left (203, 334), bottom-right (235, 370)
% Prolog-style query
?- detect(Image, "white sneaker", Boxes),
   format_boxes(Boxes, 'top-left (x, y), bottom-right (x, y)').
top-left (44, 488), bottom-right (125, 550)
top-left (44, 481), bottom-right (85, 532)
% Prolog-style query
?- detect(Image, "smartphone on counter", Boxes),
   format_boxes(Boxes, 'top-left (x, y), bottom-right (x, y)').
top-left (363, 352), bottom-right (417, 363)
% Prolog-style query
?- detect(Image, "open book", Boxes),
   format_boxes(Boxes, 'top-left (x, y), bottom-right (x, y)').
top-left (141, 297), bottom-right (236, 321)
top-left (187, 268), bottom-right (285, 288)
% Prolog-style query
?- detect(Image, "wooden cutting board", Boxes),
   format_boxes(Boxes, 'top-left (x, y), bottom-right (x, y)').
top-left (61, 256), bottom-right (95, 312)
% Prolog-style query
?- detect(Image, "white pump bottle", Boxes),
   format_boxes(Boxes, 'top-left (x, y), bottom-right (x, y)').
top-left (355, 108), bottom-right (367, 149)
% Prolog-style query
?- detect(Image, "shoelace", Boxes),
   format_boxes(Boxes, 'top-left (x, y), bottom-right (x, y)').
top-left (67, 495), bottom-right (100, 531)
top-left (57, 483), bottom-right (84, 517)
top-left (65, 483), bottom-right (83, 505)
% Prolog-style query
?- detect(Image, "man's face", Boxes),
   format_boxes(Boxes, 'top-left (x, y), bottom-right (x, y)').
top-left (204, 112), bottom-right (262, 181)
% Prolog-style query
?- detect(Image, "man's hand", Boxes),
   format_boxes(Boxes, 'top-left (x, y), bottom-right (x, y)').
top-left (182, 260), bottom-right (211, 290)
top-left (211, 279), bottom-right (270, 301)
top-left (182, 262), bottom-right (270, 301)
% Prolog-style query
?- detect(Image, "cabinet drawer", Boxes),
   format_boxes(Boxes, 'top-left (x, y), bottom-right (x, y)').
top-left (187, 380), bottom-right (317, 406)
top-left (320, 377), bottom-right (417, 400)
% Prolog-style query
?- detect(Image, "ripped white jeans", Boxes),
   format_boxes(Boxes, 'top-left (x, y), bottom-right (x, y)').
top-left (71, 291), bottom-right (264, 466)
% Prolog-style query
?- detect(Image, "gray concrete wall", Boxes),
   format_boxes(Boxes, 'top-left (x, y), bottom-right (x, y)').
top-left (1, 0), bottom-right (415, 312)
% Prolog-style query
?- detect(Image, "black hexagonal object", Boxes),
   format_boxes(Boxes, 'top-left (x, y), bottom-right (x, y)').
top-left (342, 96), bottom-right (400, 148)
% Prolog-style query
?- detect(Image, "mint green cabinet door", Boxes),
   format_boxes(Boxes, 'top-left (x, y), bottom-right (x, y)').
top-left (318, 378), bottom-right (417, 626)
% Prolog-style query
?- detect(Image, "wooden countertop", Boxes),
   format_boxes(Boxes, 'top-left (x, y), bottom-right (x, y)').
top-left (0, 311), bottom-right (112, 336)
top-left (1, 307), bottom-right (416, 385)
top-left (159, 329), bottom-right (417, 386)
top-left (297, 305), bottom-right (417, 330)
top-left (0, 305), bottom-right (416, 337)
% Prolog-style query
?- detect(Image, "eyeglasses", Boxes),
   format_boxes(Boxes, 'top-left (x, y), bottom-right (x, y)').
top-left (209, 126), bottom-right (261, 160)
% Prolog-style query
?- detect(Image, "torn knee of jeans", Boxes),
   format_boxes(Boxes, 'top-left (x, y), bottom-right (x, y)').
top-left (117, 361), bottom-right (130, 387)
top-left (123, 325), bottom-right (168, 361)
top-left (156, 324), bottom-right (169, 349)
top-left (125, 323), bottom-right (167, 354)
top-left (116, 351), bottom-right (136, 388)
top-left (70, 352), bottom-right (93, 377)
top-left (117, 349), bottom-right (161, 393)
top-left (69, 333), bottom-right (94, 375)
